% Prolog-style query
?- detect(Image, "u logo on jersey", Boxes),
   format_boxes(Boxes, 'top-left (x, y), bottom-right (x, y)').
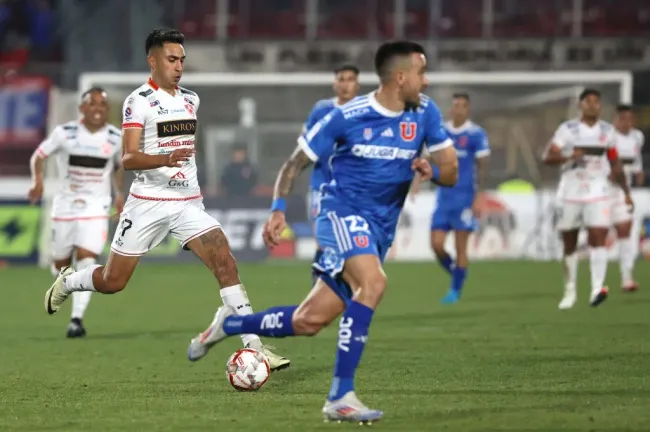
top-left (353, 235), bottom-right (369, 248)
top-left (400, 122), bottom-right (417, 142)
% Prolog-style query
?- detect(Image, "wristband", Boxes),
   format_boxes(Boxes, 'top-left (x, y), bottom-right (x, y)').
top-left (431, 165), bottom-right (440, 182)
top-left (271, 197), bottom-right (286, 213)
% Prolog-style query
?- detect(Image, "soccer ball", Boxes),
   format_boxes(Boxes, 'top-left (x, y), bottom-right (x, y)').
top-left (226, 348), bottom-right (270, 391)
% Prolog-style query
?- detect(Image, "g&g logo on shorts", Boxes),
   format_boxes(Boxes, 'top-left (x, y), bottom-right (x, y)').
top-left (168, 172), bottom-right (189, 188)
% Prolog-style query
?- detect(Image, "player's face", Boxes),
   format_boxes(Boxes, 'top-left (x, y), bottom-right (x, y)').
top-left (149, 43), bottom-right (185, 87)
top-left (450, 97), bottom-right (470, 123)
top-left (80, 91), bottom-right (108, 128)
top-left (579, 94), bottom-right (601, 119)
top-left (615, 110), bottom-right (634, 133)
top-left (333, 70), bottom-right (359, 103)
top-left (398, 53), bottom-right (428, 106)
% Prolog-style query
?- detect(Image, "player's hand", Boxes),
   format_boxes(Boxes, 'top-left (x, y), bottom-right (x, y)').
top-left (411, 158), bottom-right (433, 181)
top-left (112, 193), bottom-right (125, 220)
top-left (167, 148), bottom-right (194, 167)
top-left (624, 193), bottom-right (634, 213)
top-left (28, 182), bottom-right (43, 204)
top-left (263, 211), bottom-right (286, 248)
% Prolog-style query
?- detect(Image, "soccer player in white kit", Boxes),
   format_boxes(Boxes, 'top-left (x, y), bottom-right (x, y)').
top-left (42, 28), bottom-right (290, 371)
top-left (543, 89), bottom-right (633, 309)
top-left (610, 104), bottom-right (644, 292)
top-left (29, 88), bottom-right (124, 338)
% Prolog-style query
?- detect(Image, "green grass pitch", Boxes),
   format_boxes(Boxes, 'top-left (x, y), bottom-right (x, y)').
top-left (0, 261), bottom-right (649, 431)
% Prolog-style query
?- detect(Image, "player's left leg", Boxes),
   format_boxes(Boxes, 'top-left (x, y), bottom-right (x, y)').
top-left (611, 198), bottom-right (637, 292)
top-left (177, 202), bottom-right (289, 371)
top-left (584, 200), bottom-right (612, 307)
top-left (66, 218), bottom-right (109, 338)
top-left (430, 206), bottom-right (453, 274)
top-left (441, 230), bottom-right (471, 304)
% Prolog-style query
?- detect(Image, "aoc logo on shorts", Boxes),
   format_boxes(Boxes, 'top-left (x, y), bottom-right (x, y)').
top-left (157, 119), bottom-right (197, 137)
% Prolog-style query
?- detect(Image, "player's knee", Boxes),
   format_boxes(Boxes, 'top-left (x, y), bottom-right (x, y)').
top-left (357, 272), bottom-right (387, 306)
top-left (431, 240), bottom-right (446, 257)
top-left (292, 310), bottom-right (329, 336)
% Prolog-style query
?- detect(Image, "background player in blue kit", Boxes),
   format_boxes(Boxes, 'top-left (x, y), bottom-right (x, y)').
top-left (187, 41), bottom-right (458, 423)
top-left (303, 65), bottom-right (360, 285)
top-left (431, 93), bottom-right (490, 304)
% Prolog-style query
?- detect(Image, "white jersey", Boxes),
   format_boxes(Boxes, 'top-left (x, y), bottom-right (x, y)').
top-left (36, 121), bottom-right (121, 218)
top-left (612, 128), bottom-right (644, 186)
top-left (122, 78), bottom-right (201, 200)
top-left (551, 119), bottom-right (615, 203)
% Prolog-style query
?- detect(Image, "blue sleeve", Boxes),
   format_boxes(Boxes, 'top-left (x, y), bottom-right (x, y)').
top-left (424, 103), bottom-right (452, 152)
top-left (302, 104), bottom-right (322, 133)
top-left (298, 108), bottom-right (346, 162)
top-left (474, 128), bottom-right (490, 159)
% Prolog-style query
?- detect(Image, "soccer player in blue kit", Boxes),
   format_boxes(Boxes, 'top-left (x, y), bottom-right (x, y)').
top-left (304, 65), bottom-right (360, 284)
top-left (430, 93), bottom-right (490, 304)
top-left (187, 41), bottom-right (458, 423)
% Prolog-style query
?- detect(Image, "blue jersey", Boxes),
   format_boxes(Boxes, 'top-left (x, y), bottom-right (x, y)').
top-left (431, 120), bottom-right (490, 232)
top-left (304, 98), bottom-right (339, 192)
top-left (301, 92), bottom-right (451, 240)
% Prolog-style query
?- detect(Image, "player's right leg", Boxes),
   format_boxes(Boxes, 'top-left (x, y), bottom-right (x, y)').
top-left (555, 201), bottom-right (581, 309)
top-left (584, 199), bottom-right (612, 307)
top-left (430, 205), bottom-right (453, 274)
top-left (441, 207), bottom-right (476, 304)
top-left (611, 193), bottom-right (637, 292)
top-left (45, 196), bottom-right (168, 314)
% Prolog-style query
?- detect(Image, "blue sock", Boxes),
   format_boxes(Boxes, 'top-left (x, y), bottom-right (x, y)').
top-left (328, 301), bottom-right (374, 401)
top-left (451, 266), bottom-right (467, 294)
top-left (438, 254), bottom-right (453, 275)
top-left (222, 305), bottom-right (297, 338)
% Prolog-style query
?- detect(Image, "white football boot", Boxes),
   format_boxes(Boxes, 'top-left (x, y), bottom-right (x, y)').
top-left (558, 283), bottom-right (577, 310)
top-left (245, 341), bottom-right (291, 372)
top-left (322, 391), bottom-right (383, 424)
top-left (187, 306), bottom-right (235, 361)
top-left (44, 267), bottom-right (75, 315)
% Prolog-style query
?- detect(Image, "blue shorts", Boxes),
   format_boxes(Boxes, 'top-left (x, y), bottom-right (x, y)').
top-left (431, 204), bottom-right (477, 232)
top-left (312, 205), bottom-right (390, 304)
top-left (307, 189), bottom-right (321, 223)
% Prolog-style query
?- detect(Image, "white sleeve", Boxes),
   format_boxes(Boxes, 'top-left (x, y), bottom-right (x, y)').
top-left (122, 93), bottom-right (148, 129)
top-left (35, 126), bottom-right (64, 158)
top-left (551, 123), bottom-right (570, 149)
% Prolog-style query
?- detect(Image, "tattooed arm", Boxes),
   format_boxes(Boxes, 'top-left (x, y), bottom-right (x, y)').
top-left (273, 146), bottom-right (314, 201)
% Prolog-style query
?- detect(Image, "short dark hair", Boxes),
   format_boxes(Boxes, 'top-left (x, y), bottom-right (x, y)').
top-left (334, 64), bottom-right (360, 76)
top-left (145, 28), bottom-right (185, 55)
top-left (616, 103), bottom-right (633, 113)
top-left (374, 41), bottom-right (426, 80)
top-left (579, 88), bottom-right (601, 101)
top-left (81, 86), bottom-right (106, 101)
top-left (452, 92), bottom-right (470, 102)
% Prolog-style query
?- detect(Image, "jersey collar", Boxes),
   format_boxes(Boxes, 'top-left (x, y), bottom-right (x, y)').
top-left (445, 120), bottom-right (473, 133)
top-left (368, 91), bottom-right (403, 118)
top-left (148, 78), bottom-right (179, 92)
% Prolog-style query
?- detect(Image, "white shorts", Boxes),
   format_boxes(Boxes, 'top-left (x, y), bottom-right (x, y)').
top-left (556, 199), bottom-right (611, 231)
top-left (110, 195), bottom-right (220, 256)
top-left (610, 188), bottom-right (633, 225)
top-left (51, 217), bottom-right (109, 260)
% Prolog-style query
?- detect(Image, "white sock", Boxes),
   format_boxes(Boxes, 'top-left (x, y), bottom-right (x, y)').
top-left (589, 247), bottom-right (608, 296)
top-left (618, 237), bottom-right (635, 285)
top-left (564, 253), bottom-right (578, 291)
top-left (71, 258), bottom-right (96, 319)
top-left (220, 284), bottom-right (262, 348)
top-left (62, 262), bottom-right (100, 294)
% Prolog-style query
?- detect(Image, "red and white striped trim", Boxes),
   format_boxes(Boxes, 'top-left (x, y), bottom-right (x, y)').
top-left (110, 247), bottom-right (145, 257)
top-left (122, 122), bottom-right (143, 129)
top-left (130, 193), bottom-right (202, 201)
top-left (36, 148), bottom-right (48, 158)
top-left (561, 196), bottom-right (609, 204)
top-left (52, 215), bottom-right (109, 222)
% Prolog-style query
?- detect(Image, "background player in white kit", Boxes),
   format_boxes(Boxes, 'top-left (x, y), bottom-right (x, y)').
top-left (543, 89), bottom-right (633, 309)
top-left (42, 28), bottom-right (290, 371)
top-left (28, 88), bottom-right (124, 338)
top-left (610, 104), bottom-right (644, 292)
